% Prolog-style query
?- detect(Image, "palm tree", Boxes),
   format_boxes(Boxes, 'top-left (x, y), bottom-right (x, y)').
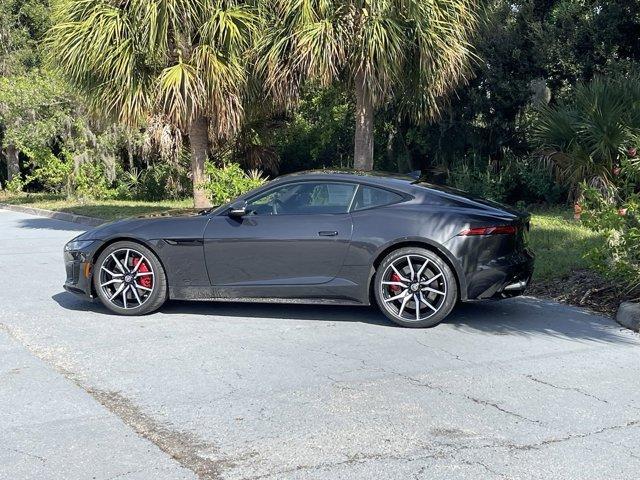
top-left (531, 76), bottom-right (640, 199)
top-left (258, 0), bottom-right (481, 170)
top-left (47, 0), bottom-right (258, 207)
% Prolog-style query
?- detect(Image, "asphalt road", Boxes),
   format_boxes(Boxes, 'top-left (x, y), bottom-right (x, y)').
top-left (1, 208), bottom-right (639, 480)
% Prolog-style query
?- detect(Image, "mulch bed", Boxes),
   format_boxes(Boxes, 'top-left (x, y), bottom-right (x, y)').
top-left (528, 269), bottom-right (638, 317)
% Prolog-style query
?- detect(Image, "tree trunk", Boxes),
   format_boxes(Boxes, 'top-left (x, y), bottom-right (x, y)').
top-left (353, 71), bottom-right (374, 171)
top-left (6, 144), bottom-right (20, 182)
top-left (189, 116), bottom-right (212, 209)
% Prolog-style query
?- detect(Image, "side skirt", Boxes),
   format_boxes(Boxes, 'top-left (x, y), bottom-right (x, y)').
top-left (169, 285), bottom-right (368, 306)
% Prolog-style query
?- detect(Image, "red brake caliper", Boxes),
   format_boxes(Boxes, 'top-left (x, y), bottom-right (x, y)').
top-left (133, 257), bottom-right (153, 289)
top-left (389, 273), bottom-right (402, 293)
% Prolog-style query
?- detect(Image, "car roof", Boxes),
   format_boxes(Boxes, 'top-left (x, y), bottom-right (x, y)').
top-left (272, 170), bottom-right (417, 190)
top-left (270, 170), bottom-right (525, 217)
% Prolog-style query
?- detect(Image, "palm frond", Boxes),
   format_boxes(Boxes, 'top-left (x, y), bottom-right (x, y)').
top-left (48, 0), bottom-right (258, 137)
top-left (532, 76), bottom-right (640, 195)
top-left (257, 0), bottom-right (482, 118)
top-left (157, 59), bottom-right (204, 128)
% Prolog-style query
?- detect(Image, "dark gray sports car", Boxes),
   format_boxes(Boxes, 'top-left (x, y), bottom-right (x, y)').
top-left (63, 171), bottom-right (534, 327)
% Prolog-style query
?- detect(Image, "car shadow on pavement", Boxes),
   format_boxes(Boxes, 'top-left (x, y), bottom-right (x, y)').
top-left (445, 296), bottom-right (633, 344)
top-left (17, 217), bottom-right (87, 232)
top-left (162, 300), bottom-right (394, 326)
top-left (51, 291), bottom-right (393, 327)
top-left (52, 292), bottom-right (632, 343)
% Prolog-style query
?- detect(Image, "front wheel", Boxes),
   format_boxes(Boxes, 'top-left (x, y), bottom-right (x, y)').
top-left (374, 247), bottom-right (458, 328)
top-left (93, 241), bottom-right (167, 315)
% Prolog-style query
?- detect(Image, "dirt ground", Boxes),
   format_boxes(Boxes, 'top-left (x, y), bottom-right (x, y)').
top-left (529, 269), bottom-right (639, 317)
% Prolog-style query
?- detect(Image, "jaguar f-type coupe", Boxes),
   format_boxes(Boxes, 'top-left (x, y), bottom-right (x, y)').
top-left (63, 171), bottom-right (534, 327)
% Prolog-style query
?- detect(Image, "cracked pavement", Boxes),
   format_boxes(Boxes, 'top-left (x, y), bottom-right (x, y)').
top-left (1, 208), bottom-right (640, 480)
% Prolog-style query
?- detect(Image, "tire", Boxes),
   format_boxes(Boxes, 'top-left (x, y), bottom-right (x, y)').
top-left (93, 241), bottom-right (167, 315)
top-left (374, 247), bottom-right (458, 328)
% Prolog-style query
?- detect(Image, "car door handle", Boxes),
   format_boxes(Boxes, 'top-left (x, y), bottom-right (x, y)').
top-left (318, 231), bottom-right (338, 237)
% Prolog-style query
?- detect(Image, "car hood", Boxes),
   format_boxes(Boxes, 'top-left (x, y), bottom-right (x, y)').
top-left (75, 210), bottom-right (211, 241)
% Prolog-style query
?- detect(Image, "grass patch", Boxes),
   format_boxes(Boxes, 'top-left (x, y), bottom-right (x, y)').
top-left (0, 192), bottom-right (192, 221)
top-left (529, 207), bottom-right (605, 280)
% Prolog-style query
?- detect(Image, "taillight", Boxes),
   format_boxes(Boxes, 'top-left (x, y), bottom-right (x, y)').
top-left (458, 225), bottom-right (517, 236)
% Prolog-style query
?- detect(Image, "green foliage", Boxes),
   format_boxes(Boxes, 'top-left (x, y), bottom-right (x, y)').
top-left (3, 0), bottom-right (640, 214)
top-left (73, 161), bottom-right (116, 200)
top-left (113, 161), bottom-right (191, 202)
top-left (580, 184), bottom-right (640, 289)
top-left (0, 74), bottom-right (80, 151)
top-left (448, 159), bottom-right (510, 203)
top-left (275, 84), bottom-right (355, 173)
top-left (506, 157), bottom-right (567, 205)
top-left (447, 154), bottom-right (566, 205)
top-left (25, 147), bottom-right (73, 193)
top-left (393, 0), bottom-right (640, 170)
top-left (531, 76), bottom-right (640, 196)
top-left (5, 176), bottom-right (24, 193)
top-left (203, 162), bottom-right (266, 205)
top-left (47, 0), bottom-right (261, 206)
top-left (0, 0), bottom-right (51, 75)
top-left (137, 163), bottom-right (191, 202)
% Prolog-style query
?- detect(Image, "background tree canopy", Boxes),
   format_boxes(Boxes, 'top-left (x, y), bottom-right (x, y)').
top-left (1, 0), bottom-right (640, 206)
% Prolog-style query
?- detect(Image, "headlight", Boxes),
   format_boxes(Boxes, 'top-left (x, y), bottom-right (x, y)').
top-left (64, 240), bottom-right (95, 252)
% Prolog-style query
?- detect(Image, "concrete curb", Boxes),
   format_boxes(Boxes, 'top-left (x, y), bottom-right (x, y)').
top-left (616, 301), bottom-right (640, 332)
top-left (0, 203), bottom-right (105, 227)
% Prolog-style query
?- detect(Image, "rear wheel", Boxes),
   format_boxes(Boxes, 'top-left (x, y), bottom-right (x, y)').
top-left (93, 241), bottom-right (167, 315)
top-left (374, 247), bottom-right (458, 328)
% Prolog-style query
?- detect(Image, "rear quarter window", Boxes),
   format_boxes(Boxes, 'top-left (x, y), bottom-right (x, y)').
top-left (352, 186), bottom-right (403, 211)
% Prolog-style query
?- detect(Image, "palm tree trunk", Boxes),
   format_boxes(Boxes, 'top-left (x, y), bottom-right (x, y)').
top-left (354, 71), bottom-right (374, 171)
top-left (189, 116), bottom-right (212, 209)
top-left (6, 144), bottom-right (20, 182)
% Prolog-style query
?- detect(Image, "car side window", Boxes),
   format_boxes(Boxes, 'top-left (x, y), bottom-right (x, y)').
top-left (247, 182), bottom-right (357, 215)
top-left (351, 185), bottom-right (403, 211)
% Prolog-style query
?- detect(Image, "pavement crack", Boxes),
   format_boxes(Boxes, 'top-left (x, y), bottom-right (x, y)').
top-left (459, 459), bottom-right (510, 479)
top-left (465, 396), bottom-right (542, 425)
top-left (525, 375), bottom-right (609, 404)
top-left (6, 447), bottom-right (46, 463)
top-left (513, 419), bottom-right (640, 451)
top-left (105, 468), bottom-right (146, 480)
top-left (242, 451), bottom-right (442, 479)
top-left (389, 370), bottom-right (542, 426)
top-left (415, 339), bottom-right (469, 363)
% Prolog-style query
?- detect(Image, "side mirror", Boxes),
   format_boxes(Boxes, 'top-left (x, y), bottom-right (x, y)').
top-left (228, 202), bottom-right (247, 218)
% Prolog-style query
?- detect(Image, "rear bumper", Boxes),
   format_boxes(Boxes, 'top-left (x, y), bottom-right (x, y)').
top-left (466, 250), bottom-right (535, 300)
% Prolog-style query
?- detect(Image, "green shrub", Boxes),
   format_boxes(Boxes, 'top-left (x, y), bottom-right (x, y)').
top-left (447, 159), bottom-right (509, 202)
top-left (203, 162), bottom-right (266, 205)
top-left (580, 184), bottom-right (640, 289)
top-left (138, 163), bottom-right (190, 201)
top-left (23, 147), bottom-right (72, 194)
top-left (5, 176), bottom-right (25, 193)
top-left (506, 157), bottom-right (567, 205)
top-left (447, 155), bottom-right (565, 205)
top-left (73, 161), bottom-right (116, 200)
top-left (114, 167), bottom-right (142, 200)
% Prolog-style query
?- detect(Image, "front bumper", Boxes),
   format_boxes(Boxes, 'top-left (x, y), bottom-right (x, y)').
top-left (63, 241), bottom-right (103, 298)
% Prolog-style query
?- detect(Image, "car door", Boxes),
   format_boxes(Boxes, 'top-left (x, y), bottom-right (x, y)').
top-left (203, 181), bottom-right (356, 286)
